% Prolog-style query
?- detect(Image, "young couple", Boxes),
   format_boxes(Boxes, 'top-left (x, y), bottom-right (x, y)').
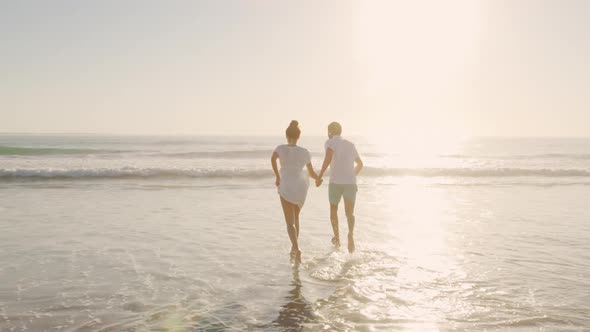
top-left (271, 121), bottom-right (364, 263)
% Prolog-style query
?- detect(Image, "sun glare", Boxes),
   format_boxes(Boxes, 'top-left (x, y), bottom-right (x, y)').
top-left (357, 0), bottom-right (483, 140)
top-left (367, 131), bottom-right (466, 167)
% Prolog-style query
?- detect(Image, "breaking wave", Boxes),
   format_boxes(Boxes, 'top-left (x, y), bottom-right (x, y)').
top-left (1, 167), bottom-right (589, 180)
top-left (0, 146), bottom-right (125, 156)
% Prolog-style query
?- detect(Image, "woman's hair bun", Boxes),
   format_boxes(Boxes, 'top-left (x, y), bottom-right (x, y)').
top-left (286, 120), bottom-right (301, 139)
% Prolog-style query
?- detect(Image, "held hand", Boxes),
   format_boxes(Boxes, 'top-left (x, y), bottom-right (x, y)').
top-left (275, 177), bottom-right (280, 187)
top-left (315, 178), bottom-right (323, 187)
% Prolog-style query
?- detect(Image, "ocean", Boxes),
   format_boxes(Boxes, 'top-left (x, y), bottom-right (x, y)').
top-left (1, 134), bottom-right (589, 331)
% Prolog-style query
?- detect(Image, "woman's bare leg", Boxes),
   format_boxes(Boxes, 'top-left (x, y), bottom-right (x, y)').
top-left (280, 197), bottom-right (300, 259)
top-left (294, 205), bottom-right (301, 239)
top-left (292, 205), bottom-right (302, 263)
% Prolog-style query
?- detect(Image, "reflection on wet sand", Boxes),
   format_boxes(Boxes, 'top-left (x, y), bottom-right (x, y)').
top-left (273, 265), bottom-right (315, 331)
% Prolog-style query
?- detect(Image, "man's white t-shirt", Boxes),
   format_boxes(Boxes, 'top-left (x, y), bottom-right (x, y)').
top-left (325, 136), bottom-right (359, 184)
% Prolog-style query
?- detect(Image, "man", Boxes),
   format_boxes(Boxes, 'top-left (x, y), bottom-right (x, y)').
top-left (317, 122), bottom-right (363, 253)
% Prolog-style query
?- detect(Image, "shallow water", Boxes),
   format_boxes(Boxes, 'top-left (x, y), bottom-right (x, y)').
top-left (1, 179), bottom-right (589, 331)
top-left (1, 136), bottom-right (590, 331)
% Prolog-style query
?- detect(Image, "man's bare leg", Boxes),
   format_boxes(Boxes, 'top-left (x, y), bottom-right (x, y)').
top-left (344, 199), bottom-right (356, 254)
top-left (330, 204), bottom-right (340, 248)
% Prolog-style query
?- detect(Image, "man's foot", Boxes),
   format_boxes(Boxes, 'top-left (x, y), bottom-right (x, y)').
top-left (331, 236), bottom-right (341, 249)
top-left (347, 233), bottom-right (355, 254)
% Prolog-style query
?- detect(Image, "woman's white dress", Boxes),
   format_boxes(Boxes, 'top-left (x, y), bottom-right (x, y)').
top-left (274, 144), bottom-right (311, 208)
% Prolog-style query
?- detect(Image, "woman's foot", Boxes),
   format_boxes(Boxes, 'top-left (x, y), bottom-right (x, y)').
top-left (290, 249), bottom-right (302, 263)
top-left (331, 236), bottom-right (341, 249)
top-left (295, 250), bottom-right (302, 263)
top-left (347, 233), bottom-right (355, 254)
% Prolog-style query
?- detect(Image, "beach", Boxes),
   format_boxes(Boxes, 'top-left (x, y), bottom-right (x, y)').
top-left (1, 135), bottom-right (590, 331)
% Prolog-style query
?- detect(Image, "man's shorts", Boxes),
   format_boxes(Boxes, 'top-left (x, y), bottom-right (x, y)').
top-left (328, 183), bottom-right (358, 205)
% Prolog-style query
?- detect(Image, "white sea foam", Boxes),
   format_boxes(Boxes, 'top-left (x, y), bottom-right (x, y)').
top-left (0, 167), bottom-right (270, 179)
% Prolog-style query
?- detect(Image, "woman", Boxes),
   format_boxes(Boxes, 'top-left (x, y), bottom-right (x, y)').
top-left (271, 120), bottom-right (321, 263)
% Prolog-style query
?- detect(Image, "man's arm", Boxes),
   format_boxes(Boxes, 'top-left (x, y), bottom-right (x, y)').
top-left (306, 163), bottom-right (321, 181)
top-left (354, 156), bottom-right (364, 175)
top-left (318, 148), bottom-right (334, 180)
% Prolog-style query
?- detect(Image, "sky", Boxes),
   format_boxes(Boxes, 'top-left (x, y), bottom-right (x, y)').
top-left (1, 0), bottom-right (589, 137)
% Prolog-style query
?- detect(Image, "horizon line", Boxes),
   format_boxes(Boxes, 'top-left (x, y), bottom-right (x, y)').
top-left (1, 132), bottom-right (589, 139)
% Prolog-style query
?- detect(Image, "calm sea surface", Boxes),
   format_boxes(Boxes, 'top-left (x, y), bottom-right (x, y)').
top-left (1, 135), bottom-right (589, 331)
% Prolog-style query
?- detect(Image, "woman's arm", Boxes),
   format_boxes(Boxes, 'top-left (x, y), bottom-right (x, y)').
top-left (271, 152), bottom-right (280, 187)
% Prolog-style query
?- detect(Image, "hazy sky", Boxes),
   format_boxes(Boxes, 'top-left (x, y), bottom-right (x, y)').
top-left (1, 0), bottom-right (589, 137)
